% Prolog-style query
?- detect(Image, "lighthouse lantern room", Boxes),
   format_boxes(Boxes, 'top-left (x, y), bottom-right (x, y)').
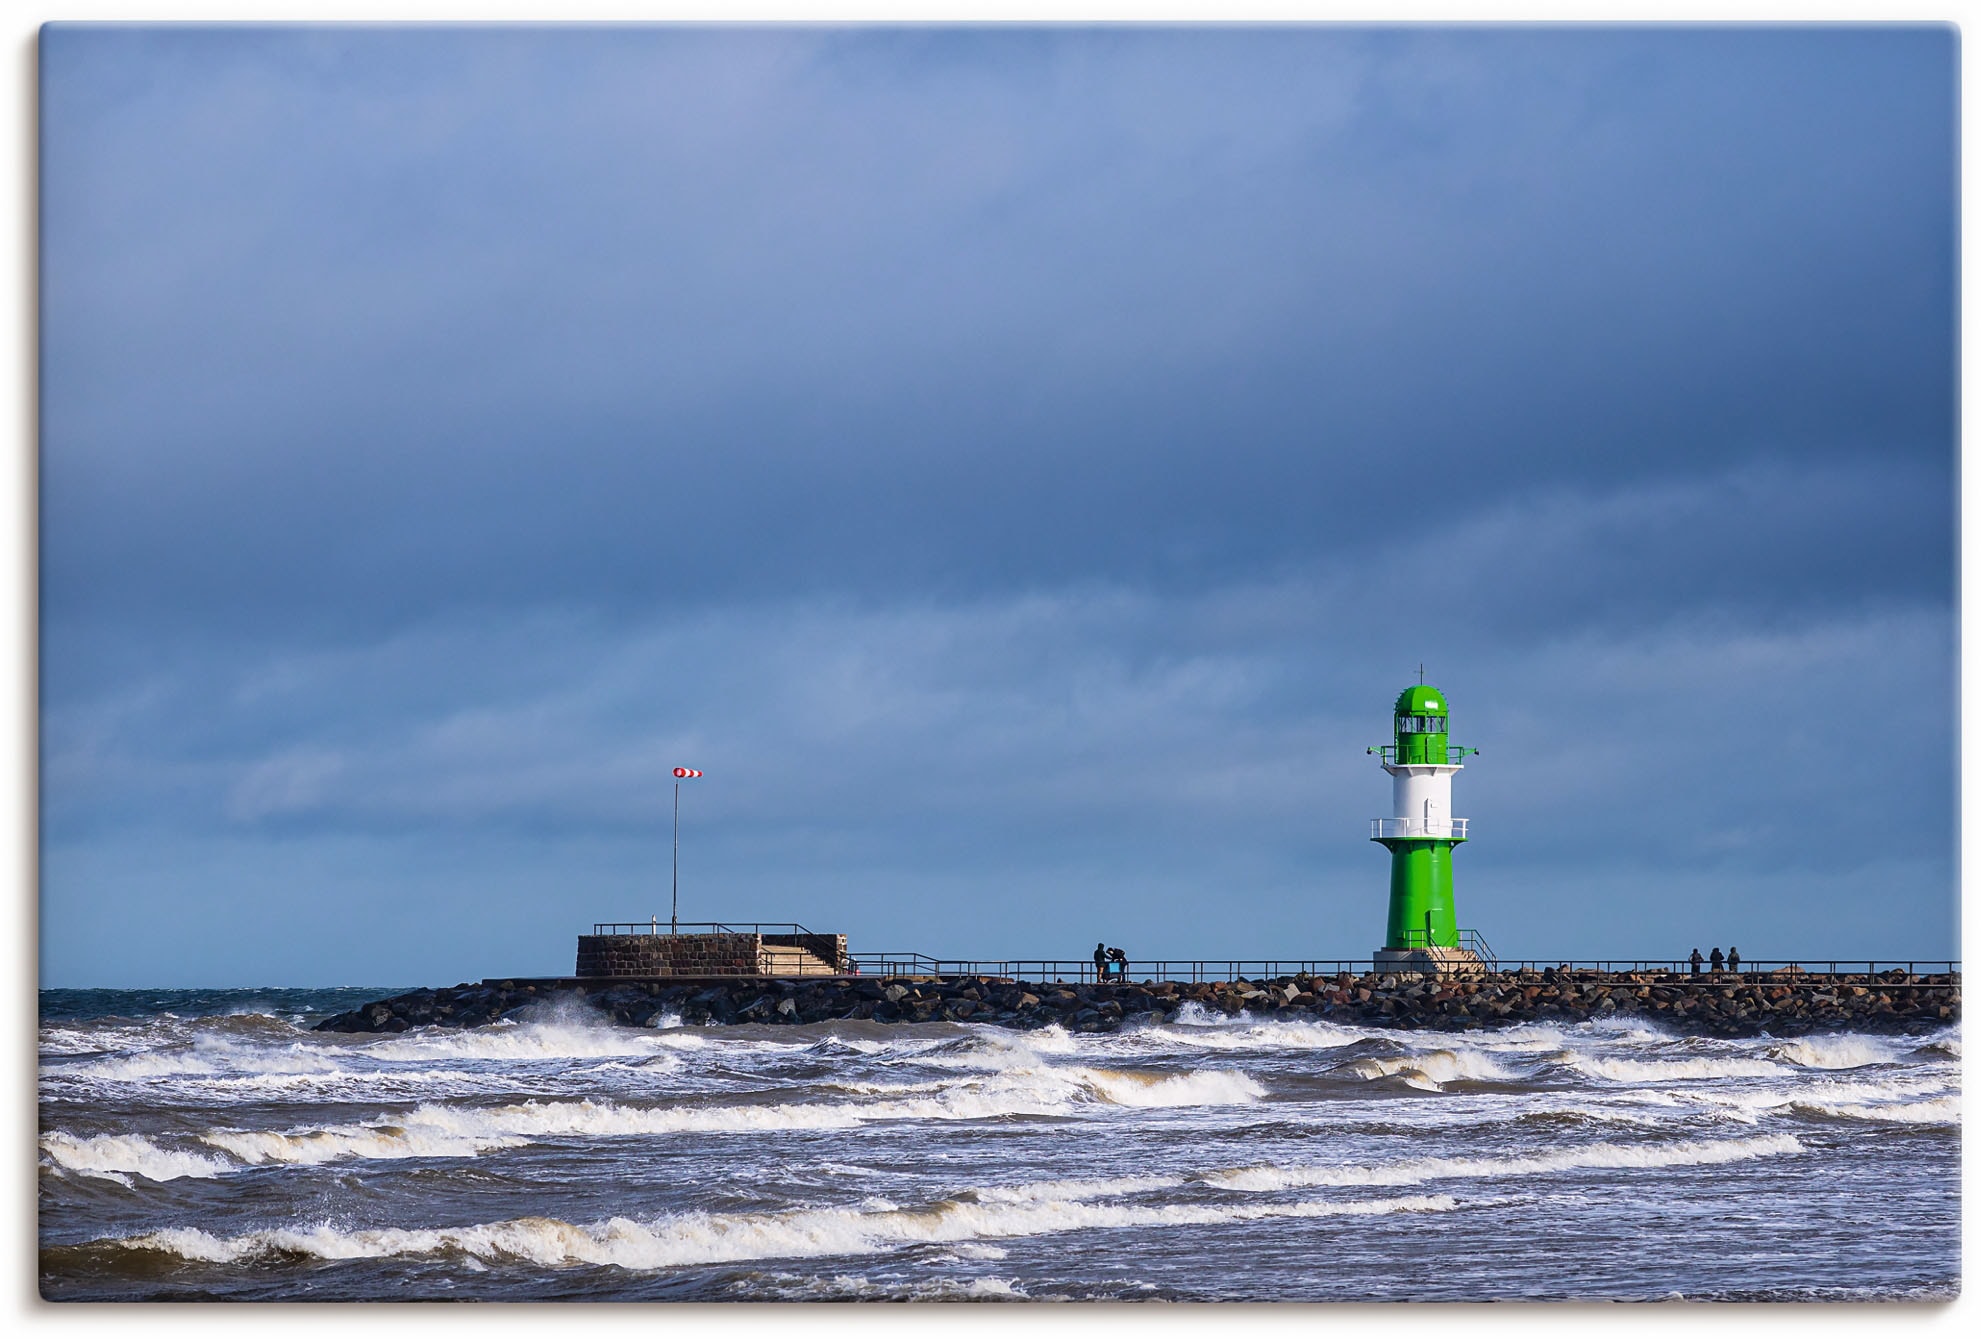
top-left (1369, 682), bottom-right (1484, 971)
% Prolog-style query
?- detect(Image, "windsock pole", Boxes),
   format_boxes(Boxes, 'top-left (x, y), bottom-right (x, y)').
top-left (670, 767), bottom-right (702, 934)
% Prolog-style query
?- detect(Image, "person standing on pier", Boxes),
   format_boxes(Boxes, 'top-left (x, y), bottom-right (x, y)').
top-left (1690, 948), bottom-right (1704, 976)
top-left (1728, 946), bottom-right (1742, 974)
top-left (1094, 942), bottom-right (1108, 981)
top-left (1710, 947), bottom-right (1725, 973)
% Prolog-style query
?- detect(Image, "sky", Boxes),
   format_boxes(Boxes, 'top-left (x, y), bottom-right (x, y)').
top-left (37, 24), bottom-right (1957, 987)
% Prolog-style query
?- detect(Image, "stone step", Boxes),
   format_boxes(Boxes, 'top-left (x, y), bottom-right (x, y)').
top-left (759, 944), bottom-right (837, 976)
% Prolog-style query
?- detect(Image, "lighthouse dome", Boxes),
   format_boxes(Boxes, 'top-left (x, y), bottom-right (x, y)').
top-left (1393, 684), bottom-right (1449, 717)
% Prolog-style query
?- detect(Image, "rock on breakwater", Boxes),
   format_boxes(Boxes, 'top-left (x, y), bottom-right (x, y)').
top-left (313, 967), bottom-right (1958, 1037)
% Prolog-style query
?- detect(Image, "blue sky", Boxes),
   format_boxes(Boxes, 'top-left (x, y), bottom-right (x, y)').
top-left (39, 25), bottom-right (1956, 986)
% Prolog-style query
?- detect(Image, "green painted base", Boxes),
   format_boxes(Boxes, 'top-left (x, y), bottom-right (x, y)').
top-left (1373, 836), bottom-right (1463, 950)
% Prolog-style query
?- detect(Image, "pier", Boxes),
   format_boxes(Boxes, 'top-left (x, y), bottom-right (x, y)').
top-left (315, 962), bottom-right (1959, 1038)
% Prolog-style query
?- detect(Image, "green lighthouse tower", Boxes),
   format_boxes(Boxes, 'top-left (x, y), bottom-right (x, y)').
top-left (1369, 682), bottom-right (1482, 969)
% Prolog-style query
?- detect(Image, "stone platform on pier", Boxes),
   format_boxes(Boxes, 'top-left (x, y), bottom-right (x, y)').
top-left (575, 928), bottom-right (848, 978)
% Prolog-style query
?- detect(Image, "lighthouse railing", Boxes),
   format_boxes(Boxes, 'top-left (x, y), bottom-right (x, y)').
top-left (1370, 818), bottom-right (1469, 840)
top-left (1370, 745), bottom-right (1478, 765)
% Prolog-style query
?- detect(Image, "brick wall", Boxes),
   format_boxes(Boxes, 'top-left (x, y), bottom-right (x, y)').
top-left (575, 931), bottom-right (848, 977)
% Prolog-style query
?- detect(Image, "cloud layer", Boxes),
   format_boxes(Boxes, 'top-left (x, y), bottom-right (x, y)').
top-left (38, 27), bottom-right (1955, 984)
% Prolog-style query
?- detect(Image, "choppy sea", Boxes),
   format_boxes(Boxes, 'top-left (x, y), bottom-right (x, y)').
top-left (37, 987), bottom-right (1960, 1302)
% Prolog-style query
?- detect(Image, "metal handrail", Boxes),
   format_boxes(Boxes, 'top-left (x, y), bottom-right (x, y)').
top-left (1369, 745), bottom-right (1478, 765)
top-left (1389, 927), bottom-right (1498, 968)
top-left (580, 925), bottom-right (1957, 985)
top-left (840, 956), bottom-right (1958, 983)
top-left (1371, 818), bottom-right (1470, 840)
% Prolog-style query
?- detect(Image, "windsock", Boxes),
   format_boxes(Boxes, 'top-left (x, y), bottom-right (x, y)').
top-left (673, 768), bottom-right (702, 778)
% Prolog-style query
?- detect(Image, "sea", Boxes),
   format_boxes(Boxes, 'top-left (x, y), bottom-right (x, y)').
top-left (37, 987), bottom-right (1960, 1303)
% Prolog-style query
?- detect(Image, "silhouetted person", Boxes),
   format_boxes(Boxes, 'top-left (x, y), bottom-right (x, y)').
top-left (1108, 946), bottom-right (1129, 980)
top-left (1727, 946), bottom-right (1741, 974)
top-left (1710, 947), bottom-right (1725, 973)
top-left (1689, 947), bottom-right (1704, 976)
top-left (1094, 942), bottom-right (1108, 981)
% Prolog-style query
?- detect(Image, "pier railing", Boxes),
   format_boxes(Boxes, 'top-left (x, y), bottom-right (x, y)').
top-left (841, 955), bottom-right (1957, 984)
top-left (576, 925), bottom-right (1955, 984)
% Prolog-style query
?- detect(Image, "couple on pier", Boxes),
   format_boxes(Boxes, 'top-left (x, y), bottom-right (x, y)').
top-left (1093, 942), bottom-right (1131, 981)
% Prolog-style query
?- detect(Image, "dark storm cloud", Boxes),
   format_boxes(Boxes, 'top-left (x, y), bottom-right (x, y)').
top-left (41, 26), bottom-right (1953, 638)
top-left (37, 26), bottom-right (1956, 983)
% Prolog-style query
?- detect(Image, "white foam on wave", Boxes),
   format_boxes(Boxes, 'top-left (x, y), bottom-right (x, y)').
top-left (1682, 1073), bottom-right (1952, 1125)
top-left (187, 1059), bottom-right (1261, 1171)
top-left (969, 1173), bottom-right (1183, 1203)
top-left (52, 1039), bottom-right (348, 1083)
top-left (817, 1034), bottom-right (957, 1059)
top-left (1081, 1067), bottom-right (1265, 1107)
top-left (1568, 1015), bottom-right (1674, 1044)
top-left (1203, 1131), bottom-right (1804, 1192)
top-left (41, 1132), bottom-right (236, 1184)
top-left (1131, 1017), bottom-right (1365, 1053)
top-left (1510, 1102), bottom-right (1667, 1130)
top-left (1791, 1095), bottom-right (1959, 1125)
top-left (114, 1190), bottom-right (1457, 1271)
top-left (1163, 1001), bottom-right (1244, 1029)
top-left (812, 1161), bottom-right (883, 1178)
top-left (47, 1065), bottom-right (516, 1103)
top-left (776, 1272), bottom-right (1028, 1300)
top-left (361, 1019), bottom-right (705, 1064)
top-left (1915, 1030), bottom-right (1960, 1058)
top-left (40, 1024), bottom-right (166, 1058)
top-left (1768, 1036), bottom-right (1901, 1070)
top-left (200, 1116), bottom-right (532, 1167)
top-left (1567, 1054), bottom-right (1792, 1083)
top-left (977, 1025), bottom-right (1080, 1057)
top-left (565, 1055), bottom-right (686, 1079)
top-left (1348, 1048), bottom-right (1516, 1091)
top-left (819, 1077), bottom-right (958, 1097)
top-left (1462, 1029), bottom-right (1581, 1054)
top-left (51, 1050), bottom-right (227, 1082)
top-left (935, 1243), bottom-right (1012, 1262)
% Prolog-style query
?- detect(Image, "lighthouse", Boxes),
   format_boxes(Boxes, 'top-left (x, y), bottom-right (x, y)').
top-left (1369, 681), bottom-right (1483, 971)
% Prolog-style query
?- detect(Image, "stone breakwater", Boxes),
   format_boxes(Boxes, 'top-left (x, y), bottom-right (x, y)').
top-left (314, 968), bottom-right (1958, 1037)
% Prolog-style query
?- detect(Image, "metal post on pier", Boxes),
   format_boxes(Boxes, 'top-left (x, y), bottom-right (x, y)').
top-left (670, 767), bottom-right (701, 935)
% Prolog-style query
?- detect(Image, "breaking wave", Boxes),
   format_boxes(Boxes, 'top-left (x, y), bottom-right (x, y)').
top-left (61, 1056), bottom-right (1263, 1178)
top-left (1348, 1048), bottom-right (1516, 1090)
top-left (109, 1191), bottom-right (1458, 1271)
top-left (41, 1132), bottom-right (235, 1185)
top-left (1567, 1055), bottom-right (1792, 1083)
top-left (1789, 1096), bottom-right (1959, 1126)
top-left (1203, 1132), bottom-right (1804, 1192)
top-left (1768, 1036), bottom-right (1902, 1070)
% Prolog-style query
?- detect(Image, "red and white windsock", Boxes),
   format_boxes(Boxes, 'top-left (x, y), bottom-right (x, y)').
top-left (673, 767), bottom-right (702, 778)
